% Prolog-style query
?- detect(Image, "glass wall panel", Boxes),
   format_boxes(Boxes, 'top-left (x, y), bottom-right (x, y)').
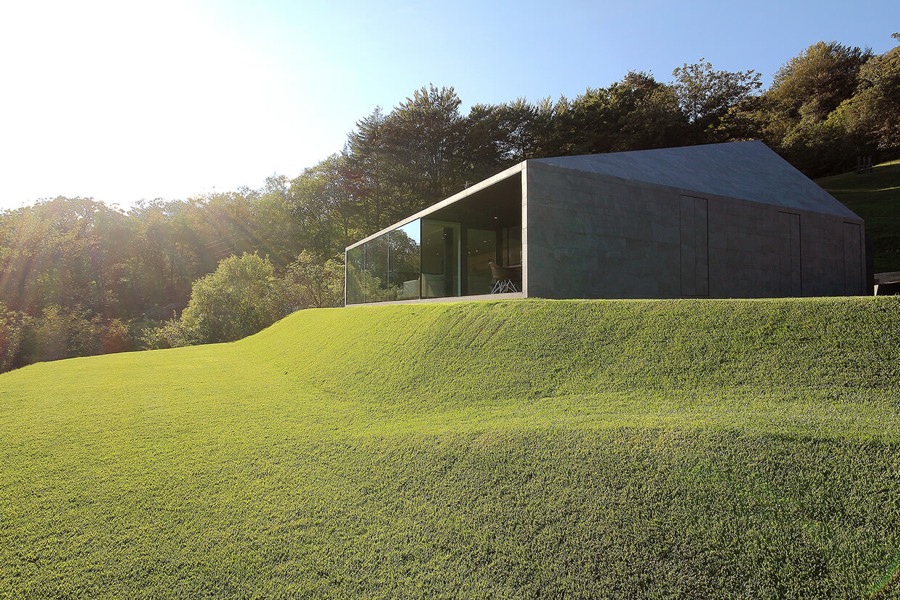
top-left (421, 220), bottom-right (460, 298)
top-left (346, 245), bottom-right (366, 304)
top-left (345, 220), bottom-right (421, 304)
top-left (366, 233), bottom-right (391, 302)
top-left (390, 220), bottom-right (421, 300)
top-left (466, 228), bottom-right (496, 295)
top-left (346, 169), bottom-right (523, 303)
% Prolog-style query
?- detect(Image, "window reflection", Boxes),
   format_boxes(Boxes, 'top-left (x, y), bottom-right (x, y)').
top-left (346, 246), bottom-right (365, 304)
top-left (346, 219), bottom-right (421, 304)
top-left (466, 229), bottom-right (496, 295)
top-left (421, 220), bottom-right (460, 298)
top-left (391, 222), bottom-right (421, 300)
top-left (346, 213), bottom-right (522, 303)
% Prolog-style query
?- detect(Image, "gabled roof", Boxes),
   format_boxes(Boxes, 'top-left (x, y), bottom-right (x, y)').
top-left (533, 140), bottom-right (859, 220)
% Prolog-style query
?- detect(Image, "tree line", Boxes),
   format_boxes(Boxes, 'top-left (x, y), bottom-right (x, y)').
top-left (1, 37), bottom-right (897, 372)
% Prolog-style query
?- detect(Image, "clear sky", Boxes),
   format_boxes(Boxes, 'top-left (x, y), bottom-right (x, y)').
top-left (0, 0), bottom-right (896, 211)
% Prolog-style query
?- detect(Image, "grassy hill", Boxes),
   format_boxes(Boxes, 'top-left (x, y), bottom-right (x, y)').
top-left (1, 298), bottom-right (899, 598)
top-left (818, 159), bottom-right (900, 273)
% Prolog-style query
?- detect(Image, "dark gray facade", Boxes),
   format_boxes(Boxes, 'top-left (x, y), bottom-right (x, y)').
top-left (346, 141), bottom-right (866, 304)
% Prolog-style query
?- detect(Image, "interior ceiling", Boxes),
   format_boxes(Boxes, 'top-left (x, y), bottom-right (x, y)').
top-left (428, 173), bottom-right (522, 229)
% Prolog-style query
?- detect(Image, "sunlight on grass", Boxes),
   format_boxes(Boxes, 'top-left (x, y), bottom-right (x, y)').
top-left (1, 297), bottom-right (898, 597)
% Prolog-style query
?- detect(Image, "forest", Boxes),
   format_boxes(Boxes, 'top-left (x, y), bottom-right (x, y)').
top-left (1, 38), bottom-right (898, 372)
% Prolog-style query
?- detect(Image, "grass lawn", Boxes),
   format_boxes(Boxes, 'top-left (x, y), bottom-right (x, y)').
top-left (1, 298), bottom-right (899, 598)
top-left (818, 159), bottom-right (900, 273)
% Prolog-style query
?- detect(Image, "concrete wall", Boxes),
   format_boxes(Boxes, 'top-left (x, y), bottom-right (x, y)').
top-left (524, 162), bottom-right (866, 299)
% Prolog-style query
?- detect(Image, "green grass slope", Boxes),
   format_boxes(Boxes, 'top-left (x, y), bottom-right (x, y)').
top-left (1, 298), bottom-right (899, 598)
top-left (818, 159), bottom-right (900, 273)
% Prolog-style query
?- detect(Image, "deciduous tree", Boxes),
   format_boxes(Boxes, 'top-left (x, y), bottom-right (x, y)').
top-left (174, 253), bottom-right (287, 345)
top-left (289, 155), bottom-right (357, 260)
top-left (283, 251), bottom-right (344, 309)
top-left (839, 37), bottom-right (900, 151)
top-left (672, 60), bottom-right (762, 142)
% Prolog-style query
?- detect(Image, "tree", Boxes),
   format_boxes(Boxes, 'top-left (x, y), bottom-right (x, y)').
top-left (839, 38), bottom-right (900, 151)
top-left (386, 85), bottom-right (467, 209)
top-left (671, 60), bottom-right (762, 142)
top-left (289, 155), bottom-right (358, 260)
top-left (0, 197), bottom-right (132, 316)
top-left (174, 253), bottom-right (287, 345)
top-left (768, 41), bottom-right (873, 123)
top-left (345, 107), bottom-right (392, 233)
top-left (463, 99), bottom-right (539, 181)
top-left (283, 251), bottom-right (344, 309)
top-left (127, 199), bottom-right (194, 314)
top-left (18, 305), bottom-right (101, 364)
top-left (253, 175), bottom-right (303, 268)
top-left (529, 96), bottom-right (571, 158)
top-left (0, 301), bottom-right (30, 372)
top-left (606, 71), bottom-right (687, 150)
top-left (564, 72), bottom-right (686, 155)
top-left (761, 41), bottom-right (874, 175)
top-left (346, 86), bottom-right (469, 234)
top-left (461, 103), bottom-right (513, 182)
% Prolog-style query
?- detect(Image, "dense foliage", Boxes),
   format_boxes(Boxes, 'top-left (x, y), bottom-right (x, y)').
top-left (818, 159), bottom-right (900, 273)
top-left (1, 297), bottom-right (898, 597)
top-left (1, 36), bottom-right (898, 370)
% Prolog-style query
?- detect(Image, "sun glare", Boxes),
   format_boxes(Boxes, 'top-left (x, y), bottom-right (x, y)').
top-left (0, 0), bottom-right (291, 208)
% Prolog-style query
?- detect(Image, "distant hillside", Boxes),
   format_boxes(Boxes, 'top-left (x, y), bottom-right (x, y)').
top-left (818, 160), bottom-right (900, 273)
top-left (1, 298), bottom-right (899, 598)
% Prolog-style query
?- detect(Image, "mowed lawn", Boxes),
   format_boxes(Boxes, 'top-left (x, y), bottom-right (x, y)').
top-left (1, 298), bottom-right (899, 598)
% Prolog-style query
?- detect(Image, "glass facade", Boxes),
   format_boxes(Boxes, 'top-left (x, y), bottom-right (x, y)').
top-left (466, 228), bottom-right (496, 295)
top-left (346, 220), bottom-right (421, 304)
top-left (345, 171), bottom-right (523, 304)
top-left (421, 220), bottom-right (460, 298)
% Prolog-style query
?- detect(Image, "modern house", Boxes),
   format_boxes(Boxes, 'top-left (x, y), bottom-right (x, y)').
top-left (345, 141), bottom-right (867, 304)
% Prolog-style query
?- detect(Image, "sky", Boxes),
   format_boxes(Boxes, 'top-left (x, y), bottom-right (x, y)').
top-left (0, 0), bottom-right (897, 212)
